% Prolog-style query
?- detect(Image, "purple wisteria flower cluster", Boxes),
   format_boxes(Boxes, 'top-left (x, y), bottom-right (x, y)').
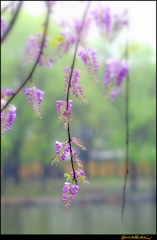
top-left (104, 59), bottom-right (129, 101)
top-left (78, 48), bottom-right (99, 81)
top-left (71, 137), bottom-right (87, 150)
top-left (1, 88), bottom-right (14, 99)
top-left (92, 6), bottom-right (128, 41)
top-left (52, 136), bottom-right (88, 207)
top-left (56, 100), bottom-right (73, 129)
top-left (62, 182), bottom-right (80, 208)
top-left (1, 89), bottom-right (16, 137)
top-left (71, 169), bottom-right (89, 184)
top-left (1, 86), bottom-right (45, 137)
top-left (62, 168), bottom-right (89, 207)
top-left (52, 141), bottom-right (70, 165)
top-left (64, 67), bottom-right (88, 103)
top-left (23, 86), bottom-right (44, 119)
top-left (52, 16), bottom-right (91, 62)
top-left (23, 34), bottom-right (53, 67)
top-left (52, 137), bottom-right (86, 166)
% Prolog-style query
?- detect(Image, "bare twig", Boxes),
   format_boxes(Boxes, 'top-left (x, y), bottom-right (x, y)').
top-left (66, 1), bottom-right (91, 185)
top-left (121, 24), bottom-right (130, 223)
top-left (1, 1), bottom-right (23, 43)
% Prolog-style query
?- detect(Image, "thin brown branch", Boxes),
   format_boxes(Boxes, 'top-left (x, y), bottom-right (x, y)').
top-left (1, 1), bottom-right (23, 43)
top-left (121, 24), bottom-right (130, 223)
top-left (66, 1), bottom-right (91, 185)
top-left (1, 2), bottom-right (51, 113)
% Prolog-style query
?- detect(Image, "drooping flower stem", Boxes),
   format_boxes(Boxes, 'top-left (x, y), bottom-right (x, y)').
top-left (1, 1), bottom-right (51, 113)
top-left (121, 24), bottom-right (130, 223)
top-left (66, 1), bottom-right (91, 185)
top-left (1, 1), bottom-right (23, 43)
top-left (66, 1), bottom-right (91, 110)
top-left (67, 126), bottom-right (77, 185)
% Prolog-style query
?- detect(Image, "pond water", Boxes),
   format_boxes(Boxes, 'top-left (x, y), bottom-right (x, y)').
top-left (1, 202), bottom-right (156, 234)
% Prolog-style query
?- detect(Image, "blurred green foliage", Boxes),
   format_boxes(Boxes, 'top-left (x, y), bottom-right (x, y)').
top-left (1, 10), bottom-right (156, 170)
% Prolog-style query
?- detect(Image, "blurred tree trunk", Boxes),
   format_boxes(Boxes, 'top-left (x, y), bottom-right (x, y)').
top-left (3, 161), bottom-right (20, 184)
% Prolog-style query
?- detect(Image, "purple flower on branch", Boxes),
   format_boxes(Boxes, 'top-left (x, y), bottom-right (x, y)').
top-left (23, 86), bottom-right (44, 118)
top-left (52, 141), bottom-right (70, 165)
top-left (71, 137), bottom-right (87, 150)
top-left (70, 151), bottom-right (83, 168)
top-left (71, 169), bottom-right (89, 184)
top-left (52, 17), bottom-right (91, 62)
top-left (64, 68), bottom-right (88, 103)
top-left (56, 100), bottom-right (73, 128)
top-left (73, 18), bottom-right (91, 42)
top-left (23, 34), bottom-right (53, 67)
top-left (104, 59), bottom-right (129, 101)
top-left (92, 7), bottom-right (128, 41)
top-left (1, 88), bottom-right (14, 99)
top-left (78, 48), bottom-right (99, 81)
top-left (1, 99), bottom-right (16, 137)
top-left (92, 7), bottom-right (112, 36)
top-left (62, 182), bottom-right (80, 207)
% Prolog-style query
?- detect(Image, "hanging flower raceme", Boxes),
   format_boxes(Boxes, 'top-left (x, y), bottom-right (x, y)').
top-left (73, 18), bottom-right (91, 43)
top-left (52, 141), bottom-right (70, 165)
top-left (23, 33), bottom-right (53, 67)
top-left (52, 137), bottom-right (87, 166)
top-left (62, 168), bottom-right (89, 207)
top-left (71, 137), bottom-right (87, 150)
top-left (92, 7), bottom-right (112, 37)
top-left (53, 34), bottom-right (76, 62)
top-left (64, 68), bottom-right (88, 103)
top-left (1, 89), bottom-right (16, 137)
top-left (71, 169), bottom-right (89, 184)
top-left (92, 7), bottom-right (128, 41)
top-left (104, 59), bottom-right (129, 101)
top-left (1, 88), bottom-right (14, 99)
top-left (23, 86), bottom-right (44, 118)
top-left (52, 17), bottom-right (91, 62)
top-left (62, 182), bottom-right (80, 208)
top-left (70, 151), bottom-right (83, 168)
top-left (78, 48), bottom-right (99, 81)
top-left (56, 100), bottom-right (73, 128)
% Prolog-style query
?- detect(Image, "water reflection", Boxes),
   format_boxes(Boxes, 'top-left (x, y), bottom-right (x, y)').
top-left (1, 202), bottom-right (156, 234)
